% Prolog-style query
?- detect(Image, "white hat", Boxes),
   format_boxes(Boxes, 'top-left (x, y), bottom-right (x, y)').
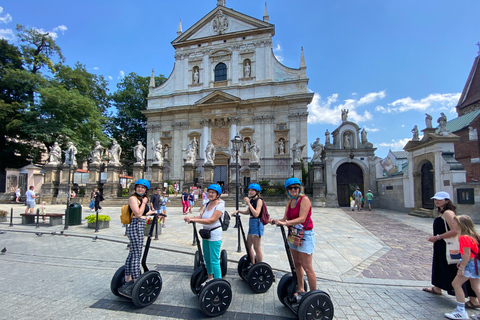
top-left (431, 191), bottom-right (450, 200)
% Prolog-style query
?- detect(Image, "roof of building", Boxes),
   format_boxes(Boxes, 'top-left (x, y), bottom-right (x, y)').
top-left (390, 150), bottom-right (409, 159)
top-left (442, 108), bottom-right (480, 133)
top-left (457, 53), bottom-right (480, 112)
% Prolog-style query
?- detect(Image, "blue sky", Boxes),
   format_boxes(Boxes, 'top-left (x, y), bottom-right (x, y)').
top-left (2, 0), bottom-right (480, 159)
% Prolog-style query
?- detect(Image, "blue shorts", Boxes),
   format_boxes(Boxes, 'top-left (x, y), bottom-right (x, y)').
top-left (367, 200), bottom-right (372, 205)
top-left (160, 205), bottom-right (167, 211)
top-left (288, 229), bottom-right (315, 254)
top-left (26, 201), bottom-right (36, 209)
top-left (248, 218), bottom-right (264, 237)
top-left (464, 260), bottom-right (480, 278)
top-left (189, 200), bottom-right (194, 206)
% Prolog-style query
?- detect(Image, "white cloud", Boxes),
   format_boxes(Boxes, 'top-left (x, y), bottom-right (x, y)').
top-left (273, 44), bottom-right (282, 52)
top-left (93, 67), bottom-right (100, 70)
top-left (117, 70), bottom-right (125, 79)
top-left (0, 28), bottom-right (15, 41)
top-left (273, 43), bottom-right (284, 62)
top-left (362, 126), bottom-right (379, 133)
top-left (107, 76), bottom-right (113, 80)
top-left (53, 25), bottom-right (68, 34)
top-left (0, 7), bottom-right (12, 24)
top-left (308, 91), bottom-right (385, 125)
top-left (32, 27), bottom-right (58, 40)
top-left (376, 137), bottom-right (413, 150)
top-left (376, 93), bottom-right (460, 113)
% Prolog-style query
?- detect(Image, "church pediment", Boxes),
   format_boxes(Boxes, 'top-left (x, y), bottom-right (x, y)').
top-left (195, 91), bottom-right (241, 105)
top-left (172, 5), bottom-right (274, 47)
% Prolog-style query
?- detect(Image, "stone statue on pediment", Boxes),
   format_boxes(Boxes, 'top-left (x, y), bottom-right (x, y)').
top-left (311, 138), bottom-right (323, 163)
top-left (341, 109), bottom-right (349, 123)
top-left (205, 141), bottom-right (216, 165)
top-left (292, 139), bottom-right (305, 163)
top-left (152, 138), bottom-right (163, 166)
top-left (325, 130), bottom-right (331, 145)
top-left (183, 139), bottom-right (197, 165)
top-left (343, 132), bottom-right (351, 149)
top-left (250, 140), bottom-right (260, 163)
top-left (134, 141), bottom-right (146, 165)
top-left (90, 141), bottom-right (104, 164)
top-left (411, 125), bottom-right (419, 141)
top-left (64, 142), bottom-right (77, 166)
top-left (108, 139), bottom-right (122, 165)
top-left (48, 141), bottom-right (62, 165)
top-left (438, 112), bottom-right (449, 136)
top-left (425, 113), bottom-right (433, 128)
top-left (361, 128), bottom-right (368, 144)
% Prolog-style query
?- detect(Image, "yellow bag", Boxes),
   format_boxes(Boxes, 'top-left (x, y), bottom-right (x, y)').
top-left (120, 204), bottom-right (133, 224)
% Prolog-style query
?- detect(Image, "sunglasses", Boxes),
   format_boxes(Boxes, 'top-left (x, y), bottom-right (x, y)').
top-left (287, 186), bottom-right (300, 191)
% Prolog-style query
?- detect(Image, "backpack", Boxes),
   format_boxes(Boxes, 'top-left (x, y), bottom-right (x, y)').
top-left (219, 211), bottom-right (230, 231)
top-left (120, 204), bottom-right (133, 224)
top-left (259, 199), bottom-right (270, 225)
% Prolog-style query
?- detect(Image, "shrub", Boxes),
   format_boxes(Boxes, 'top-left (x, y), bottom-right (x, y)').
top-left (0, 210), bottom-right (8, 217)
top-left (85, 214), bottom-right (111, 223)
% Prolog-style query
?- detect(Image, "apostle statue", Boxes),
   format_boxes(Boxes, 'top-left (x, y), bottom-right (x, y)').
top-left (310, 138), bottom-right (323, 163)
top-left (244, 61), bottom-right (251, 78)
top-left (343, 132), bottom-right (351, 149)
top-left (341, 109), bottom-right (349, 123)
top-left (438, 112), bottom-right (449, 136)
top-left (291, 139), bottom-right (305, 163)
top-left (48, 141), bottom-right (62, 165)
top-left (325, 129), bottom-right (331, 145)
top-left (205, 141), bottom-right (216, 165)
top-left (193, 69), bottom-right (199, 84)
top-left (250, 140), bottom-right (260, 163)
top-left (412, 125), bottom-right (420, 141)
top-left (425, 113), bottom-right (433, 129)
top-left (133, 141), bottom-right (146, 165)
top-left (278, 139), bottom-right (285, 155)
top-left (151, 138), bottom-right (163, 166)
top-left (164, 145), bottom-right (169, 159)
top-left (361, 128), bottom-right (368, 144)
top-left (108, 139), bottom-right (122, 165)
top-left (243, 139), bottom-right (251, 154)
top-left (64, 142), bottom-right (78, 166)
top-left (90, 141), bottom-right (104, 164)
top-left (183, 139), bottom-right (197, 165)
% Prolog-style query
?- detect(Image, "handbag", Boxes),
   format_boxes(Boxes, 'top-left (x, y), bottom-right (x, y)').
top-left (199, 226), bottom-right (220, 239)
top-left (287, 227), bottom-right (304, 246)
top-left (443, 217), bottom-right (461, 265)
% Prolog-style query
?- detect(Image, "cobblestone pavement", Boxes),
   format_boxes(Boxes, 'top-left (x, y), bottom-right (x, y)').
top-left (0, 202), bottom-right (474, 319)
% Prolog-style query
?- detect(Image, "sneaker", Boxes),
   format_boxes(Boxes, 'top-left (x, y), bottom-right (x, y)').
top-left (162, 224), bottom-right (166, 228)
top-left (444, 308), bottom-right (469, 320)
top-left (201, 278), bottom-right (214, 288)
top-left (118, 280), bottom-right (134, 297)
top-left (296, 291), bottom-right (306, 303)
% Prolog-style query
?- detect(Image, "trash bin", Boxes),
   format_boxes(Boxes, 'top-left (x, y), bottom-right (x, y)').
top-left (68, 202), bottom-right (82, 225)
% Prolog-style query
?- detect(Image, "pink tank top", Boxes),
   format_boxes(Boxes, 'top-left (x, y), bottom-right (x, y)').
top-left (287, 196), bottom-right (313, 230)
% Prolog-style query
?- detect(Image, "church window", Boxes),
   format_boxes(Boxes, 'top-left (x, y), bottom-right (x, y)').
top-left (214, 63), bottom-right (227, 81)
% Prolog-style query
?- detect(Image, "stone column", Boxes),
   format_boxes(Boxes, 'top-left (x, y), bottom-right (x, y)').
top-left (86, 163), bottom-right (101, 192)
top-left (203, 163), bottom-right (214, 185)
top-left (183, 163), bottom-right (195, 190)
top-left (311, 162), bottom-right (326, 206)
top-left (291, 162), bottom-right (302, 181)
top-left (41, 163), bottom-right (61, 197)
top-left (103, 163), bottom-right (122, 198)
top-left (151, 164), bottom-right (164, 191)
top-left (57, 164), bottom-right (77, 201)
top-left (249, 163), bottom-right (260, 183)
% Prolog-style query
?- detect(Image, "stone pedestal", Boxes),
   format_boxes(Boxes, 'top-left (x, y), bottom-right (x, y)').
top-left (41, 163), bottom-right (61, 197)
top-left (311, 162), bottom-right (326, 206)
top-left (249, 163), bottom-right (260, 183)
top-left (57, 164), bottom-right (77, 199)
top-left (291, 162), bottom-right (302, 181)
top-left (151, 164), bottom-right (164, 190)
top-left (183, 163), bottom-right (195, 189)
top-left (203, 163), bottom-right (214, 185)
top-left (103, 163), bottom-right (122, 198)
top-left (86, 163), bottom-right (101, 192)
top-left (129, 163), bottom-right (144, 192)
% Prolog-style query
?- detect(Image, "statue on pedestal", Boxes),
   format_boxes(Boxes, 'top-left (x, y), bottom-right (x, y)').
top-left (205, 141), bottom-right (216, 165)
top-left (133, 141), bottom-right (146, 165)
top-left (243, 138), bottom-right (251, 154)
top-left (438, 112), bottom-right (449, 136)
top-left (343, 132), bottom-right (351, 149)
top-left (108, 139), bottom-right (122, 165)
top-left (292, 139), bottom-right (305, 163)
top-left (412, 125), bottom-right (419, 141)
top-left (361, 128), bottom-right (368, 144)
top-left (310, 138), bottom-right (323, 163)
top-left (64, 142), bottom-right (77, 166)
top-left (193, 69), bottom-right (199, 84)
top-left (341, 109), bottom-right (349, 123)
top-left (151, 138), bottom-right (163, 166)
top-left (183, 139), bottom-right (197, 165)
top-left (425, 113), bottom-right (433, 128)
top-left (90, 141), bottom-right (104, 164)
top-left (278, 139), bottom-right (285, 155)
top-left (244, 61), bottom-right (251, 78)
top-left (48, 141), bottom-right (62, 165)
top-left (164, 145), bottom-right (169, 159)
top-left (250, 140), bottom-right (260, 163)
top-left (325, 129), bottom-right (331, 145)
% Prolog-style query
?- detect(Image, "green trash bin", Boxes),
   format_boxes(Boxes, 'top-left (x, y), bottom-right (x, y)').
top-left (68, 202), bottom-right (82, 225)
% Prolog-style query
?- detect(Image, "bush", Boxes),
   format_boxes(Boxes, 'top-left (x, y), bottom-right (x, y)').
top-left (85, 214), bottom-right (111, 223)
top-left (122, 188), bottom-right (130, 197)
top-left (0, 210), bottom-right (8, 217)
top-left (259, 180), bottom-right (271, 187)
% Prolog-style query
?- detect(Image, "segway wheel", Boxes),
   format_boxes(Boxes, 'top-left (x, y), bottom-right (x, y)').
top-left (194, 250), bottom-right (200, 271)
top-left (246, 262), bottom-right (274, 293)
top-left (190, 265), bottom-right (208, 295)
top-left (277, 274), bottom-right (308, 306)
top-left (131, 270), bottom-right (162, 307)
top-left (298, 292), bottom-right (334, 320)
top-left (237, 254), bottom-right (249, 280)
top-left (110, 266), bottom-right (126, 297)
top-left (220, 249), bottom-right (228, 277)
top-left (199, 279), bottom-right (232, 317)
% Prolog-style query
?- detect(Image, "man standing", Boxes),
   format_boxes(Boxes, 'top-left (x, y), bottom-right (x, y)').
top-left (150, 187), bottom-right (161, 217)
top-left (353, 187), bottom-right (362, 211)
top-left (94, 189), bottom-right (103, 212)
top-left (366, 190), bottom-right (374, 211)
top-left (25, 186), bottom-right (38, 213)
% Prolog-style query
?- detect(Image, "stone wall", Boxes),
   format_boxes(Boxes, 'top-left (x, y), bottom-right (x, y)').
top-left (453, 182), bottom-right (480, 223)
top-left (375, 176), bottom-right (409, 213)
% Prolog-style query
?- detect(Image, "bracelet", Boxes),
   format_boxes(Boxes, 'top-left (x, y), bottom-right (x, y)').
top-left (436, 234), bottom-right (441, 241)
top-left (286, 220), bottom-right (288, 226)
top-left (459, 268), bottom-right (465, 271)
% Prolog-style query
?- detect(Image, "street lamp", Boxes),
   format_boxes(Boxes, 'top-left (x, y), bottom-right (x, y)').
top-left (231, 134), bottom-right (243, 252)
top-left (64, 148), bottom-right (74, 231)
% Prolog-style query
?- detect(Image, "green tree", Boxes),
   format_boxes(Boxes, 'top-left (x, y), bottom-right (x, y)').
top-left (107, 72), bottom-right (166, 172)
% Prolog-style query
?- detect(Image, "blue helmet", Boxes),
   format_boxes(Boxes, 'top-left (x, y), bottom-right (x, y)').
top-left (248, 183), bottom-right (261, 193)
top-left (284, 177), bottom-right (301, 189)
top-left (135, 179), bottom-right (150, 190)
top-left (207, 184), bottom-right (222, 195)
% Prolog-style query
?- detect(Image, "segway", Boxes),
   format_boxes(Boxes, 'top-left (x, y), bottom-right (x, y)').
top-left (190, 222), bottom-right (232, 317)
top-left (273, 220), bottom-right (334, 320)
top-left (110, 213), bottom-right (166, 307)
top-left (233, 213), bottom-right (274, 293)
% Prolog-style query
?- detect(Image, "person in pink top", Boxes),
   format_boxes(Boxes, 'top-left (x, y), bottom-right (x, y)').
top-left (445, 215), bottom-right (480, 320)
top-left (270, 177), bottom-right (315, 301)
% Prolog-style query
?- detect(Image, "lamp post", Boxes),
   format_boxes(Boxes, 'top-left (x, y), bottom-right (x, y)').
top-left (231, 134), bottom-right (243, 253)
top-left (64, 148), bottom-right (74, 231)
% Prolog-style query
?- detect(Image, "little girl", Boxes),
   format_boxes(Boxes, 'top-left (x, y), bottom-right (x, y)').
top-left (445, 215), bottom-right (480, 320)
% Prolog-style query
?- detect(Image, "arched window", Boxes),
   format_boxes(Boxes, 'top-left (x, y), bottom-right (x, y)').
top-left (214, 63), bottom-right (227, 81)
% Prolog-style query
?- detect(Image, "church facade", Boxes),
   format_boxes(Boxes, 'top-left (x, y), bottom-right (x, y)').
top-left (144, 1), bottom-right (312, 189)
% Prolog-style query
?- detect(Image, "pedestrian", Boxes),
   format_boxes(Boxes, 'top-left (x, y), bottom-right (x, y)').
top-left (182, 189), bottom-right (189, 214)
top-left (94, 189), bottom-right (104, 212)
top-left (184, 184), bottom-right (225, 282)
top-left (159, 190), bottom-right (170, 227)
top-left (16, 187), bottom-right (21, 203)
top-left (188, 189), bottom-right (195, 214)
top-left (270, 177), bottom-right (316, 301)
top-left (366, 190), bottom-right (374, 211)
top-left (423, 191), bottom-right (479, 308)
top-left (118, 179), bottom-right (156, 297)
top-left (353, 187), bottom-right (362, 211)
top-left (25, 186), bottom-right (38, 214)
top-left (200, 187), bottom-right (208, 212)
top-left (89, 189), bottom-right (96, 211)
top-left (233, 183), bottom-right (264, 264)
top-left (445, 215), bottom-right (480, 320)
top-left (70, 190), bottom-right (76, 198)
top-left (150, 187), bottom-right (161, 217)
top-left (173, 181), bottom-right (179, 197)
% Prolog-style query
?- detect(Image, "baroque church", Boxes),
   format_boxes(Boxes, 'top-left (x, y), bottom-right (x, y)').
top-left (144, 0), bottom-right (312, 190)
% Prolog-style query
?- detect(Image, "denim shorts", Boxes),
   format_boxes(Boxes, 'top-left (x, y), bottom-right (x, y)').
top-left (248, 218), bottom-right (264, 237)
top-left (464, 260), bottom-right (480, 279)
top-left (189, 200), bottom-right (194, 206)
top-left (288, 229), bottom-right (315, 254)
top-left (26, 201), bottom-right (36, 209)
top-left (160, 205), bottom-right (167, 211)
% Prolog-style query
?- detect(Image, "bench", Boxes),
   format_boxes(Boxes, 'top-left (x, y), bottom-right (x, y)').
top-left (20, 213), bottom-right (65, 226)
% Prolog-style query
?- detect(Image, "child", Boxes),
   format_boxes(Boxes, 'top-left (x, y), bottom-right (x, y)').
top-left (41, 201), bottom-right (47, 222)
top-left (445, 215), bottom-right (480, 320)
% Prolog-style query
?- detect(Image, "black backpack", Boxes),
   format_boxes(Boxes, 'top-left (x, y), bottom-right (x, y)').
top-left (219, 211), bottom-right (230, 231)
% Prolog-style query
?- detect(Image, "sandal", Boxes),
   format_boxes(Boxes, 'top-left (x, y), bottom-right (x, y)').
top-left (423, 287), bottom-right (442, 295)
top-left (466, 301), bottom-right (480, 309)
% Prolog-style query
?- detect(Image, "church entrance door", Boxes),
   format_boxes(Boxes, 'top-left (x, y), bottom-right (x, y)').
top-left (421, 161), bottom-right (434, 209)
top-left (214, 165), bottom-right (228, 191)
top-left (336, 163), bottom-right (363, 207)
